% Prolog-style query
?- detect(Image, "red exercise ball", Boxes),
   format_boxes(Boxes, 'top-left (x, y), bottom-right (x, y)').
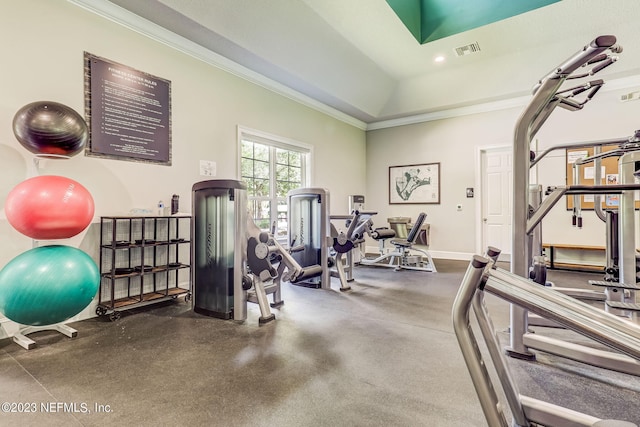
top-left (5, 175), bottom-right (95, 239)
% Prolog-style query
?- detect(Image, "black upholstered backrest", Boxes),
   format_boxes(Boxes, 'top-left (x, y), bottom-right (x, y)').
top-left (406, 212), bottom-right (427, 243)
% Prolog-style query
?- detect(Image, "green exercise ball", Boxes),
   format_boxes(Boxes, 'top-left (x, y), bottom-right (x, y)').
top-left (0, 245), bottom-right (99, 326)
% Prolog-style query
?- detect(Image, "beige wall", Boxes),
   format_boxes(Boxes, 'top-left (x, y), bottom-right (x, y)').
top-left (367, 108), bottom-right (520, 258)
top-left (0, 0), bottom-right (366, 330)
top-left (367, 81), bottom-right (640, 258)
top-left (2, 1), bottom-right (639, 334)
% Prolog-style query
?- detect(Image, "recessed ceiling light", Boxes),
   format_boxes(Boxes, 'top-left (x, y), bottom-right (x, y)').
top-left (434, 55), bottom-right (445, 63)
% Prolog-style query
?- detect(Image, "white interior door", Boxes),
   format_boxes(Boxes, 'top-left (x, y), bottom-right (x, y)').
top-left (481, 147), bottom-right (512, 258)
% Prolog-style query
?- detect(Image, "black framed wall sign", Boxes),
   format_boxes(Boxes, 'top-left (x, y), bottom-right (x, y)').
top-left (84, 52), bottom-right (172, 165)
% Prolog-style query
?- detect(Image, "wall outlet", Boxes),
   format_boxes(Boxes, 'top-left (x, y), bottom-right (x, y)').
top-left (200, 160), bottom-right (216, 176)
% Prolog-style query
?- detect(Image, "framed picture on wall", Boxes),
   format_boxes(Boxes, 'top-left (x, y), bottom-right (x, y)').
top-left (389, 163), bottom-right (440, 204)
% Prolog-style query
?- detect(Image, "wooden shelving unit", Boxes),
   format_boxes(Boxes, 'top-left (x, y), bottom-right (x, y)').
top-left (97, 216), bottom-right (192, 321)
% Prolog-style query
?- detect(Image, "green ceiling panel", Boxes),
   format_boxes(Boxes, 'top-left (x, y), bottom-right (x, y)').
top-left (386, 0), bottom-right (422, 42)
top-left (387, 0), bottom-right (561, 44)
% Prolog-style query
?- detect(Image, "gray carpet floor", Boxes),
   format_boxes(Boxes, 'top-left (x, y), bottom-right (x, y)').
top-left (0, 259), bottom-right (638, 426)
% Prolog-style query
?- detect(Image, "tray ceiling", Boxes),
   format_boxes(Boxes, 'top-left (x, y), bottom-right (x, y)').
top-left (76, 0), bottom-right (640, 127)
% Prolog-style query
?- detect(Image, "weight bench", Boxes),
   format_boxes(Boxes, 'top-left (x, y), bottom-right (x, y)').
top-left (360, 212), bottom-right (436, 272)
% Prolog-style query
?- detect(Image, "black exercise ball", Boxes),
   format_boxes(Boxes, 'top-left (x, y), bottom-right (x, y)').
top-left (12, 101), bottom-right (88, 158)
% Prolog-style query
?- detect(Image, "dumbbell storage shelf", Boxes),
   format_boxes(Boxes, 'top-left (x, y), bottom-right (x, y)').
top-left (98, 216), bottom-right (192, 321)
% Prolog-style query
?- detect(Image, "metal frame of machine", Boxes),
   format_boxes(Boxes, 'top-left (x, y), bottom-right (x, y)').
top-left (453, 248), bottom-right (640, 427)
top-left (507, 36), bottom-right (640, 375)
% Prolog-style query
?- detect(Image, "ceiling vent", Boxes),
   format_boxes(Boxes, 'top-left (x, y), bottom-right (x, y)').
top-left (620, 90), bottom-right (640, 102)
top-left (454, 42), bottom-right (481, 57)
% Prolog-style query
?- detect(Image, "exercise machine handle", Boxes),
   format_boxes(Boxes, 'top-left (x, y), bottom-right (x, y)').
top-left (291, 265), bottom-right (323, 283)
top-left (371, 228), bottom-right (396, 239)
top-left (550, 35), bottom-right (620, 78)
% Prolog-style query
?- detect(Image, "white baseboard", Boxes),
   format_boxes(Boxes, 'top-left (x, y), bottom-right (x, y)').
top-left (429, 250), bottom-right (475, 261)
top-left (0, 286), bottom-right (191, 341)
top-left (364, 245), bottom-right (474, 262)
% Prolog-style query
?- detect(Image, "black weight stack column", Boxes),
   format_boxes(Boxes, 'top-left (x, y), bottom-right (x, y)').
top-left (192, 180), bottom-right (247, 320)
top-left (287, 188), bottom-right (330, 289)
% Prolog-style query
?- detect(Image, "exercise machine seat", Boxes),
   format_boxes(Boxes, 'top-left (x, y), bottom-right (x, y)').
top-left (387, 217), bottom-right (411, 239)
top-left (390, 213), bottom-right (427, 248)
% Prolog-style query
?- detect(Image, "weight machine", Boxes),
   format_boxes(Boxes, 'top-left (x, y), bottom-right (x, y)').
top-left (287, 188), bottom-right (375, 291)
top-left (329, 211), bottom-right (369, 289)
top-left (358, 212), bottom-right (437, 272)
top-left (192, 180), bottom-right (322, 324)
top-left (529, 135), bottom-right (640, 308)
top-left (287, 188), bottom-right (331, 289)
top-left (192, 180), bottom-right (248, 321)
top-left (508, 35), bottom-right (640, 374)
top-left (453, 248), bottom-right (640, 427)
top-left (245, 218), bottom-right (323, 323)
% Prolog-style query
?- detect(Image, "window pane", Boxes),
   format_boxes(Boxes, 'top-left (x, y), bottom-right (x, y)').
top-left (276, 180), bottom-right (298, 197)
top-left (254, 160), bottom-right (269, 179)
top-left (275, 164), bottom-right (288, 181)
top-left (241, 159), bottom-right (253, 178)
top-left (275, 148), bottom-right (287, 164)
top-left (247, 198), bottom-right (259, 220)
top-left (254, 143), bottom-right (269, 161)
top-left (244, 179), bottom-right (269, 197)
top-left (241, 141), bottom-right (253, 158)
top-left (245, 179), bottom-right (257, 196)
top-left (253, 178), bottom-right (269, 197)
top-left (240, 131), bottom-right (309, 239)
top-left (290, 152), bottom-right (301, 167)
top-left (249, 200), bottom-right (271, 231)
top-left (290, 166), bottom-right (301, 182)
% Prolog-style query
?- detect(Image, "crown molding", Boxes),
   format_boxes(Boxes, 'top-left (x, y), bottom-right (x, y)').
top-left (68, 0), bottom-right (368, 130)
top-left (367, 73), bottom-right (640, 131)
top-left (66, 1), bottom-right (640, 133)
top-left (366, 97), bottom-right (530, 131)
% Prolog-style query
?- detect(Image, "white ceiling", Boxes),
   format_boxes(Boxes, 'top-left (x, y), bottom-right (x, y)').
top-left (86, 0), bottom-right (640, 127)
